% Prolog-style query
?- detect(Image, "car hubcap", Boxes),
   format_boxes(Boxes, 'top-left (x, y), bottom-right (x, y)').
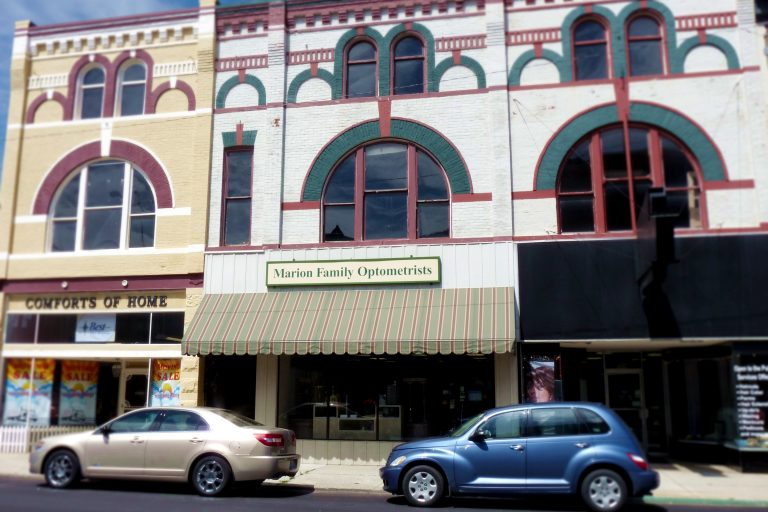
top-left (408, 471), bottom-right (437, 503)
top-left (589, 475), bottom-right (621, 509)
top-left (49, 456), bottom-right (72, 485)
top-left (196, 461), bottom-right (224, 494)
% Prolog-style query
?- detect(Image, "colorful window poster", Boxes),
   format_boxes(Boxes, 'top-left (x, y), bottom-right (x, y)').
top-left (2, 359), bottom-right (55, 426)
top-left (59, 361), bottom-right (99, 425)
top-left (150, 359), bottom-right (181, 406)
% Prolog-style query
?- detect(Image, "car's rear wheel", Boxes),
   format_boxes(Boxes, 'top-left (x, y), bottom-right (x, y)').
top-left (402, 465), bottom-right (444, 507)
top-left (44, 449), bottom-right (80, 489)
top-left (581, 468), bottom-right (627, 511)
top-left (191, 455), bottom-right (232, 497)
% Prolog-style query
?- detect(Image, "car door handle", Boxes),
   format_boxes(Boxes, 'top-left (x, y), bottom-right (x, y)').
top-left (189, 438), bottom-right (204, 444)
top-left (130, 437), bottom-right (144, 444)
top-left (575, 442), bottom-right (589, 449)
top-left (509, 444), bottom-right (525, 451)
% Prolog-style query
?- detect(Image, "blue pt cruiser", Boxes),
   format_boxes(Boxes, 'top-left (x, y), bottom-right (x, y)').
top-left (380, 403), bottom-right (659, 511)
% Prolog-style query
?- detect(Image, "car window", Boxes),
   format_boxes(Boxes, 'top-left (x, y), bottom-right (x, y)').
top-left (208, 408), bottom-right (264, 427)
top-left (528, 408), bottom-right (580, 437)
top-left (108, 410), bottom-right (162, 433)
top-left (481, 410), bottom-right (525, 439)
top-left (158, 411), bottom-right (209, 432)
top-left (576, 408), bottom-right (611, 434)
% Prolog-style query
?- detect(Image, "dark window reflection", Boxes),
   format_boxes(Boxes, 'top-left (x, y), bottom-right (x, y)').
top-left (560, 140), bottom-right (592, 193)
top-left (5, 315), bottom-right (36, 343)
top-left (226, 151), bottom-right (253, 197)
top-left (324, 205), bottom-right (355, 241)
top-left (325, 155), bottom-right (355, 203)
top-left (418, 203), bottom-right (449, 238)
top-left (605, 182), bottom-right (631, 231)
top-left (87, 163), bottom-right (124, 207)
top-left (630, 40), bottom-right (663, 76)
top-left (130, 216), bottom-right (155, 248)
top-left (52, 221), bottom-right (77, 252)
top-left (394, 60), bottom-right (424, 95)
top-left (365, 192), bottom-right (407, 239)
top-left (365, 144), bottom-right (407, 190)
top-left (224, 198), bottom-right (250, 245)
top-left (54, 176), bottom-right (80, 217)
top-left (560, 196), bottom-right (594, 232)
top-left (38, 315), bottom-right (77, 343)
top-left (116, 314), bottom-right (151, 343)
top-left (601, 130), bottom-right (627, 179)
top-left (84, 209), bottom-right (121, 250)
top-left (417, 151), bottom-right (448, 200)
top-left (151, 313), bottom-right (184, 343)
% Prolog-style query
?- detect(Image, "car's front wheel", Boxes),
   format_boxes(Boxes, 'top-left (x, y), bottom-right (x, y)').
top-left (191, 455), bottom-right (232, 497)
top-left (43, 449), bottom-right (81, 489)
top-left (581, 468), bottom-right (627, 511)
top-left (402, 465), bottom-right (445, 507)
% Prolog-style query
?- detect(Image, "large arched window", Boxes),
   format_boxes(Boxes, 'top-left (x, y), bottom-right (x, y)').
top-left (323, 142), bottom-right (450, 241)
top-left (77, 67), bottom-right (106, 119)
top-left (557, 125), bottom-right (702, 234)
top-left (345, 40), bottom-right (377, 98)
top-left (392, 36), bottom-right (425, 95)
top-left (627, 15), bottom-right (664, 76)
top-left (116, 62), bottom-right (147, 116)
top-left (50, 160), bottom-right (156, 251)
top-left (572, 18), bottom-right (610, 80)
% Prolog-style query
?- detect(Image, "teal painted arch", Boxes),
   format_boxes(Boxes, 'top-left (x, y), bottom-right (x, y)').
top-left (508, 49), bottom-right (566, 86)
top-left (287, 68), bottom-right (334, 103)
top-left (434, 55), bottom-right (486, 90)
top-left (302, 119), bottom-right (471, 201)
top-left (674, 34), bottom-right (740, 73)
top-left (535, 103), bottom-right (726, 190)
top-left (382, 23), bottom-right (437, 94)
top-left (560, 5), bottom-right (617, 82)
top-left (332, 27), bottom-right (385, 99)
top-left (215, 74), bottom-right (266, 108)
top-left (616, 1), bottom-right (678, 77)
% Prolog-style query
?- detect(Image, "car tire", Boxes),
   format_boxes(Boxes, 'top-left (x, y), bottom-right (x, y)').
top-left (402, 465), bottom-right (445, 507)
top-left (43, 449), bottom-right (81, 489)
top-left (581, 468), bottom-right (627, 511)
top-left (191, 455), bottom-right (232, 497)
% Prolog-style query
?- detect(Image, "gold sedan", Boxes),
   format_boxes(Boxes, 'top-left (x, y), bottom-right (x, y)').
top-left (29, 407), bottom-right (300, 496)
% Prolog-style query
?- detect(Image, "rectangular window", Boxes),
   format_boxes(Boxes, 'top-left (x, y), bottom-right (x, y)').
top-left (222, 149), bottom-right (253, 246)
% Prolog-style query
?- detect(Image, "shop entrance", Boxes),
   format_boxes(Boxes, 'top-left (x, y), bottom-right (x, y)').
top-left (606, 370), bottom-right (647, 449)
top-left (119, 367), bottom-right (149, 414)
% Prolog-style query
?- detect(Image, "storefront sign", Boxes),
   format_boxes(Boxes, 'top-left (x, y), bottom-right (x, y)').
top-left (23, 295), bottom-right (169, 311)
top-left (2, 359), bottom-right (55, 426)
top-left (733, 354), bottom-right (768, 448)
top-left (266, 258), bottom-right (441, 287)
top-left (75, 314), bottom-right (116, 342)
top-left (150, 359), bottom-right (181, 407)
top-left (59, 361), bottom-right (99, 425)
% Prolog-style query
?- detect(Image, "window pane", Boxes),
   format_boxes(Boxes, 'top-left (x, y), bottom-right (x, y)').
top-left (628, 128), bottom-right (650, 177)
top-left (347, 63), bottom-right (376, 98)
top-left (348, 41), bottom-right (375, 61)
top-left (131, 170), bottom-right (155, 213)
top-left (629, 17), bottom-right (660, 37)
top-left (417, 151), bottom-right (448, 200)
top-left (395, 37), bottom-right (423, 58)
top-left (560, 140), bottom-right (592, 193)
top-left (529, 408), bottom-right (581, 437)
top-left (577, 408), bottom-right (611, 434)
top-left (120, 83), bottom-right (145, 116)
top-left (483, 411), bottom-right (525, 439)
top-left (575, 44), bottom-right (608, 80)
top-left (52, 221), bottom-right (77, 252)
top-left (84, 209), bottom-right (121, 250)
top-left (326, 155), bottom-right (356, 203)
top-left (662, 137), bottom-right (695, 188)
top-left (224, 198), bottom-right (250, 245)
top-left (226, 151), bottom-right (253, 197)
top-left (365, 144), bottom-right (407, 190)
top-left (116, 314), bottom-right (151, 343)
top-left (394, 60), bottom-right (424, 95)
top-left (54, 175), bottom-right (81, 217)
top-left (5, 315), bottom-right (36, 343)
top-left (83, 68), bottom-right (105, 85)
top-left (151, 313), bottom-right (184, 343)
top-left (81, 88), bottom-right (103, 119)
top-left (560, 196), bottom-right (594, 232)
top-left (630, 40), bottom-right (663, 76)
top-left (605, 182), bottom-right (632, 231)
top-left (324, 205), bottom-right (355, 241)
top-left (365, 192), bottom-right (407, 239)
top-left (601, 129), bottom-right (627, 179)
top-left (130, 216), bottom-right (155, 248)
top-left (123, 64), bottom-right (146, 81)
top-left (87, 163), bottom-right (124, 207)
top-left (418, 202), bottom-right (449, 238)
top-left (574, 21), bottom-right (606, 42)
top-left (109, 410), bottom-right (161, 433)
top-left (633, 179), bottom-right (652, 221)
top-left (159, 411), bottom-right (206, 432)
top-left (38, 315), bottom-right (77, 343)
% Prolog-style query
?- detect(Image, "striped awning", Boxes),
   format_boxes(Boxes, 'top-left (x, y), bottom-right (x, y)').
top-left (182, 287), bottom-right (515, 356)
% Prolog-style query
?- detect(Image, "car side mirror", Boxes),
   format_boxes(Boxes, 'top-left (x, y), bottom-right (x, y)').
top-left (100, 425), bottom-right (112, 437)
top-left (470, 428), bottom-right (490, 441)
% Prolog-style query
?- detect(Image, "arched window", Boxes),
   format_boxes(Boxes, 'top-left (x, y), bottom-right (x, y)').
top-left (116, 63), bottom-right (147, 116)
top-left (323, 142), bottom-right (450, 241)
top-left (50, 160), bottom-right (156, 251)
top-left (573, 19), bottom-right (610, 80)
top-left (557, 125), bottom-right (702, 234)
top-left (392, 36), bottom-right (425, 95)
top-left (627, 15), bottom-right (664, 76)
top-left (345, 40), bottom-right (377, 98)
top-left (78, 67), bottom-right (106, 119)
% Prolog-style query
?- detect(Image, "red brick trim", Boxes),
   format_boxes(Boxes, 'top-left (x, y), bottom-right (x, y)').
top-left (147, 79), bottom-right (196, 113)
top-left (26, 91), bottom-right (67, 124)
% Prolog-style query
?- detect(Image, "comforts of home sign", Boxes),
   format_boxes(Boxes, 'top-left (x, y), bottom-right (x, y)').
top-left (266, 257), bottom-right (441, 287)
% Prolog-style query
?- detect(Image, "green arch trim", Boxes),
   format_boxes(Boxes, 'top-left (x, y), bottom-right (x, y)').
top-left (560, 5), bottom-right (617, 82)
top-left (434, 55), bottom-right (486, 90)
top-left (616, 1), bottom-right (678, 77)
top-left (215, 74), bottom-right (266, 108)
top-left (302, 119), bottom-right (471, 201)
top-left (382, 23), bottom-right (436, 94)
top-left (674, 34), bottom-right (741, 72)
top-left (535, 103), bottom-right (725, 190)
top-left (508, 49), bottom-right (566, 86)
top-left (287, 68), bottom-right (334, 103)
top-left (332, 27), bottom-right (384, 99)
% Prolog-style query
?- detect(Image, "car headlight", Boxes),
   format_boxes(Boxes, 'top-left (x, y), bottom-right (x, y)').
top-left (389, 455), bottom-right (407, 467)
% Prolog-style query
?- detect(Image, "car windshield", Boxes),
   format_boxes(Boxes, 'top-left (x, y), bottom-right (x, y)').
top-left (209, 408), bottom-right (265, 427)
top-left (449, 412), bottom-right (485, 437)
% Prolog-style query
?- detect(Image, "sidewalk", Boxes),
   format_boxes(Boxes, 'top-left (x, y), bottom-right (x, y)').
top-left (2, 452), bottom-right (767, 506)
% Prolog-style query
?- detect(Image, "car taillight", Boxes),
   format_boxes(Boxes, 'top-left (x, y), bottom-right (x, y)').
top-left (254, 433), bottom-right (285, 447)
top-left (627, 453), bottom-right (649, 470)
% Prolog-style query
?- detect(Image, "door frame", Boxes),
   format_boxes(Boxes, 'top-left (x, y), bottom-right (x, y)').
top-left (118, 364), bottom-right (150, 415)
top-left (604, 368), bottom-right (648, 449)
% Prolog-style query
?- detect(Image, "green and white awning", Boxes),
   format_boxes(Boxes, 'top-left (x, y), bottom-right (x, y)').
top-left (182, 287), bottom-right (515, 356)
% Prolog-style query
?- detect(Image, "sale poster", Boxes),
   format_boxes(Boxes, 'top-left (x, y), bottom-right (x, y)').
top-left (59, 361), bottom-right (99, 425)
top-left (2, 359), bottom-right (55, 426)
top-left (150, 359), bottom-right (181, 406)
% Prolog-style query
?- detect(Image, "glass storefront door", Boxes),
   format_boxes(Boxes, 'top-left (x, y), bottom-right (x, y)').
top-left (120, 368), bottom-right (149, 414)
top-left (606, 370), bottom-right (647, 449)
